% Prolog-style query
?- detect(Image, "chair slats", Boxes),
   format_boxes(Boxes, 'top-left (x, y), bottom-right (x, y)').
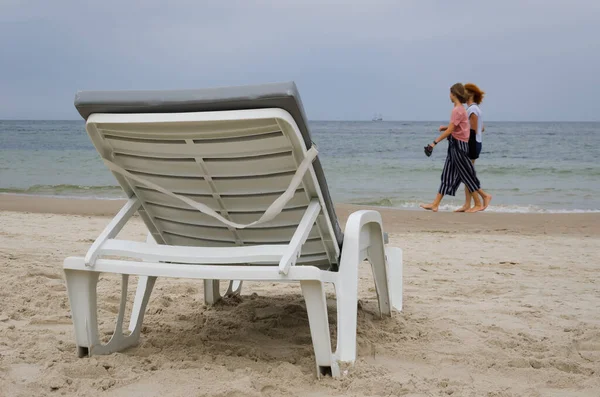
top-left (90, 112), bottom-right (339, 266)
top-left (105, 132), bottom-right (289, 158)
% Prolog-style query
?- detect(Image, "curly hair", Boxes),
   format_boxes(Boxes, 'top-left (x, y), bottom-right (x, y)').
top-left (464, 83), bottom-right (485, 104)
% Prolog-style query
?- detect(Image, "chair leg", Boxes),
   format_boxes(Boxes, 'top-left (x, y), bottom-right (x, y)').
top-left (225, 280), bottom-right (243, 297)
top-left (385, 247), bottom-right (403, 311)
top-left (204, 280), bottom-right (243, 305)
top-left (366, 223), bottom-right (392, 317)
top-left (333, 209), bottom-right (396, 370)
top-left (64, 270), bottom-right (150, 357)
top-left (64, 269), bottom-right (101, 357)
top-left (204, 279), bottom-right (221, 305)
top-left (334, 251), bottom-right (359, 365)
top-left (128, 232), bottom-right (159, 331)
top-left (300, 280), bottom-right (338, 378)
top-left (128, 275), bottom-right (157, 333)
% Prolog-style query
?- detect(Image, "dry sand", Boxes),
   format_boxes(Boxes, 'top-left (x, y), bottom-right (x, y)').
top-left (1, 196), bottom-right (599, 396)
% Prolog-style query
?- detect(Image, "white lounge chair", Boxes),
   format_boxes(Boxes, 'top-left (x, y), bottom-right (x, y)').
top-left (64, 82), bottom-right (403, 377)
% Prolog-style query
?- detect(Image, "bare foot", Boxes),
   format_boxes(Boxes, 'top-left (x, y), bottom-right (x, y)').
top-left (454, 205), bottom-right (470, 212)
top-left (482, 194), bottom-right (492, 211)
top-left (420, 203), bottom-right (439, 212)
top-left (466, 205), bottom-right (483, 213)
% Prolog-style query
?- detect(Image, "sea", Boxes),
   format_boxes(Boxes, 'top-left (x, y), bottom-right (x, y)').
top-left (1, 120), bottom-right (599, 213)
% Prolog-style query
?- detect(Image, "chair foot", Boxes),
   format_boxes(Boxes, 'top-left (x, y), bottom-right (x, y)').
top-left (226, 280), bottom-right (243, 297)
top-left (204, 279), bottom-right (243, 305)
top-left (77, 346), bottom-right (89, 358)
top-left (64, 269), bottom-right (154, 356)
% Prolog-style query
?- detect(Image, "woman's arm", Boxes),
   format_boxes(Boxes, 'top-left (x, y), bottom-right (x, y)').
top-left (469, 114), bottom-right (478, 131)
top-left (428, 110), bottom-right (456, 149)
top-left (432, 123), bottom-right (454, 146)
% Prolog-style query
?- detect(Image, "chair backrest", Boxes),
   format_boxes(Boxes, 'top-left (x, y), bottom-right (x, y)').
top-left (75, 82), bottom-right (343, 270)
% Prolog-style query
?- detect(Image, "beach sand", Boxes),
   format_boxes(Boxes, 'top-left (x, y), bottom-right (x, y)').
top-left (1, 196), bottom-right (599, 396)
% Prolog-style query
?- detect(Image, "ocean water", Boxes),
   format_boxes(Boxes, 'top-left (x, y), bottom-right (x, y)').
top-left (1, 120), bottom-right (599, 213)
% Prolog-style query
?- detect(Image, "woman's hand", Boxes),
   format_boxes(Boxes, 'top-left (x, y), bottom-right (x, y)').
top-left (439, 125), bottom-right (448, 132)
top-left (424, 143), bottom-right (434, 157)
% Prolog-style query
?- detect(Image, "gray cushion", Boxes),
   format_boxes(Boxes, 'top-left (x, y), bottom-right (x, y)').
top-left (74, 82), bottom-right (343, 251)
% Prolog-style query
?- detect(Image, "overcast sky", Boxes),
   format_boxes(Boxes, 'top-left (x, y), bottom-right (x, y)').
top-left (1, 0), bottom-right (599, 121)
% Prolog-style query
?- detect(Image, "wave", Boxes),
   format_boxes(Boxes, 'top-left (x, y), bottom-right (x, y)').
top-left (351, 199), bottom-right (600, 214)
top-left (477, 166), bottom-right (600, 176)
top-left (2, 185), bottom-right (599, 214)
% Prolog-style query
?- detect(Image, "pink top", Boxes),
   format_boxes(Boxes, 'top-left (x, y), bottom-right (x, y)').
top-left (450, 105), bottom-right (469, 142)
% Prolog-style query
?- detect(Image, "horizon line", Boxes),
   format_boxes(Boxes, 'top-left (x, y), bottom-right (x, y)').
top-left (1, 118), bottom-right (599, 123)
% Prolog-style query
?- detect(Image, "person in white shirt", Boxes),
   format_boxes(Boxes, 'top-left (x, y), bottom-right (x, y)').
top-left (456, 83), bottom-right (487, 212)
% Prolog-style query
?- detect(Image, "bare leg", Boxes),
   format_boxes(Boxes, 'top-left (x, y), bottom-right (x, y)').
top-left (420, 193), bottom-right (444, 212)
top-left (465, 159), bottom-right (484, 212)
top-left (457, 160), bottom-right (479, 212)
top-left (466, 187), bottom-right (483, 212)
top-left (466, 193), bottom-right (484, 212)
top-left (455, 186), bottom-right (471, 212)
top-left (474, 189), bottom-right (492, 211)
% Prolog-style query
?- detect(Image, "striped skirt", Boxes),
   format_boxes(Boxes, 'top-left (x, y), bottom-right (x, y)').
top-left (439, 137), bottom-right (481, 196)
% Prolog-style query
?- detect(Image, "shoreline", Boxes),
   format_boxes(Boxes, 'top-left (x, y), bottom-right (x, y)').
top-left (2, 192), bottom-right (599, 215)
top-left (1, 193), bottom-right (598, 236)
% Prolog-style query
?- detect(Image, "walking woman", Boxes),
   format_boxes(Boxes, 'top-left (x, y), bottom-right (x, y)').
top-left (420, 83), bottom-right (492, 212)
top-left (455, 83), bottom-right (486, 212)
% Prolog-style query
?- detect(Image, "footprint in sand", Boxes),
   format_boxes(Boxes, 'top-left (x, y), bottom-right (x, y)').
top-left (574, 330), bottom-right (600, 362)
top-left (26, 270), bottom-right (63, 280)
top-left (8, 363), bottom-right (42, 384)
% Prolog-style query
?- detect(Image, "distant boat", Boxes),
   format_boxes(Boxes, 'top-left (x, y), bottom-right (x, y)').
top-left (372, 113), bottom-right (383, 121)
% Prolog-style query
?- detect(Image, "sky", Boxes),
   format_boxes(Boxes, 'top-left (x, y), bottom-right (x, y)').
top-left (1, 0), bottom-right (599, 121)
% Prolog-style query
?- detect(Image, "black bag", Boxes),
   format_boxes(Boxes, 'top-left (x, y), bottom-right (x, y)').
top-left (424, 144), bottom-right (433, 157)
